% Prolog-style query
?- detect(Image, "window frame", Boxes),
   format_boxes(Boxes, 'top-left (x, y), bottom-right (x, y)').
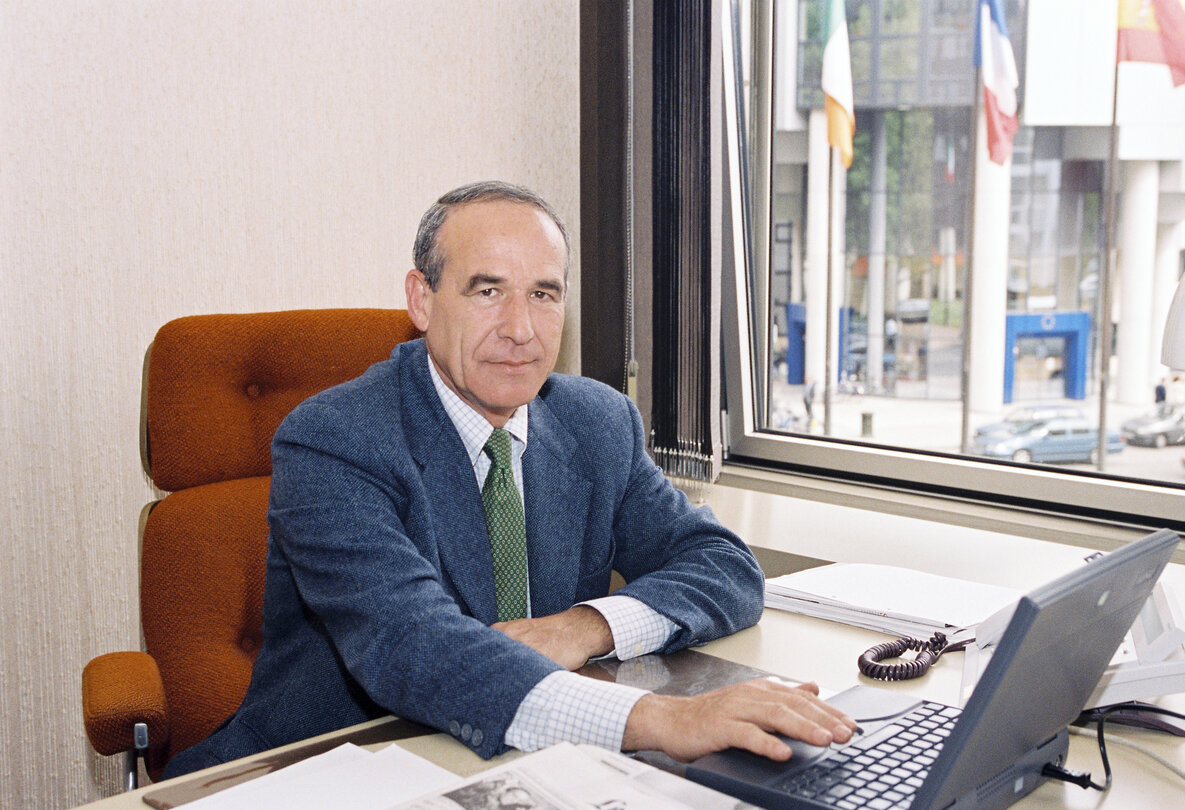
top-left (720, 0), bottom-right (1185, 534)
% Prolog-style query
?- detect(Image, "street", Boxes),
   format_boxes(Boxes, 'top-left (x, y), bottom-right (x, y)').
top-left (770, 378), bottom-right (1185, 486)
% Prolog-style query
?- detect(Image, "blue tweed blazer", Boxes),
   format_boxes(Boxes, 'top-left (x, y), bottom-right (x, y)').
top-left (165, 339), bottom-right (762, 776)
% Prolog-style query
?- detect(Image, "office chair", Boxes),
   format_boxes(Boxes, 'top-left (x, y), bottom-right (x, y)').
top-left (81, 308), bottom-right (419, 788)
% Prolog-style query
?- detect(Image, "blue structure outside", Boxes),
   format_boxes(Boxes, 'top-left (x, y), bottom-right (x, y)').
top-left (784, 303), bottom-right (854, 384)
top-left (1003, 311), bottom-right (1091, 403)
top-left (786, 302), bottom-right (806, 384)
top-left (785, 305), bottom-right (1091, 402)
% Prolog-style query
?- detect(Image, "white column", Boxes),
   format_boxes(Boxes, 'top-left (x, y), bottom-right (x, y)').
top-left (969, 111), bottom-right (1011, 414)
top-left (805, 109), bottom-right (830, 387)
top-left (1115, 160), bottom-right (1160, 404)
top-left (1153, 218), bottom-right (1185, 381)
top-left (940, 227), bottom-right (957, 303)
top-left (790, 220), bottom-right (803, 303)
top-left (867, 112), bottom-right (888, 392)
top-left (829, 155), bottom-right (847, 395)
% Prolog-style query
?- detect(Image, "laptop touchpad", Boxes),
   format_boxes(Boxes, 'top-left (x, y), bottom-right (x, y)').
top-left (828, 685), bottom-right (924, 723)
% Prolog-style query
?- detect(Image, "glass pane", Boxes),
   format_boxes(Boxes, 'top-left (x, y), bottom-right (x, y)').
top-left (739, 0), bottom-right (1185, 491)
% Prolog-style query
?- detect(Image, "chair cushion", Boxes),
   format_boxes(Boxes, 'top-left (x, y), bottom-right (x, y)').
top-left (140, 475), bottom-right (272, 766)
top-left (146, 308), bottom-right (418, 492)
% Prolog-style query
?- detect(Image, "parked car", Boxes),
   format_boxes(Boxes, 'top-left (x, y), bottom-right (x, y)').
top-left (974, 405), bottom-right (1086, 440)
top-left (1121, 406), bottom-right (1185, 448)
top-left (972, 418), bottom-right (1124, 464)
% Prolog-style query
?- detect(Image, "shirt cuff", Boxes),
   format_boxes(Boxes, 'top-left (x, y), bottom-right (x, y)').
top-left (581, 594), bottom-right (677, 660)
top-left (503, 670), bottom-right (649, 752)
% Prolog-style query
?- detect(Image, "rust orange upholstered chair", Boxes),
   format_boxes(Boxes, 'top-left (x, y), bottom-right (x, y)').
top-left (81, 308), bottom-right (419, 788)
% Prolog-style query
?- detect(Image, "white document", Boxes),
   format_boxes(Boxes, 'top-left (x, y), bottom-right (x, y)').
top-left (389, 742), bottom-right (752, 810)
top-left (765, 563), bottom-right (1021, 640)
top-left (181, 743), bottom-right (462, 810)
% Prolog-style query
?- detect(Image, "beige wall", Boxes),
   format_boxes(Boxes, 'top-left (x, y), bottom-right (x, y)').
top-left (0, 1), bottom-right (580, 806)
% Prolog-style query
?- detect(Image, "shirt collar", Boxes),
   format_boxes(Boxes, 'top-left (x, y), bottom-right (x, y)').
top-left (426, 351), bottom-right (529, 466)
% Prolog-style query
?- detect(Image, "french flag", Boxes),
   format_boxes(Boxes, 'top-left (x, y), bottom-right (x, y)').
top-left (974, 0), bottom-right (1019, 165)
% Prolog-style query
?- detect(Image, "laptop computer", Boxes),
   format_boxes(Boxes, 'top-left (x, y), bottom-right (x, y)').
top-left (686, 528), bottom-right (1180, 810)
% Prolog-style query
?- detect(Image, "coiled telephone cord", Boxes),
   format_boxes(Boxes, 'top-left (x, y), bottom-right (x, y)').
top-left (857, 632), bottom-right (972, 681)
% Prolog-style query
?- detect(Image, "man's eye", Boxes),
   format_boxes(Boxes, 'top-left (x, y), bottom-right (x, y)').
top-left (531, 290), bottom-right (558, 302)
top-left (478, 288), bottom-right (498, 297)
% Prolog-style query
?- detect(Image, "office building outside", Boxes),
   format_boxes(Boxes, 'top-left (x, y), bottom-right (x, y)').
top-left (761, 0), bottom-right (1184, 418)
top-left (740, 0), bottom-right (1185, 483)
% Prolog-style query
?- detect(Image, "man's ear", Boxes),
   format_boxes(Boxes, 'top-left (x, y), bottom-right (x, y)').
top-left (405, 269), bottom-right (431, 332)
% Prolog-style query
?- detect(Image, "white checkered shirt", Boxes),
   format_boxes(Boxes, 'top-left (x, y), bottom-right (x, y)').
top-left (426, 354), bottom-right (677, 750)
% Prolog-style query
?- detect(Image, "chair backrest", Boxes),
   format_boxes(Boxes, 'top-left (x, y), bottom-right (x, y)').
top-left (139, 309), bottom-right (418, 775)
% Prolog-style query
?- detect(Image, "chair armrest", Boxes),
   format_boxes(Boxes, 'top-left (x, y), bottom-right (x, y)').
top-left (82, 651), bottom-right (170, 755)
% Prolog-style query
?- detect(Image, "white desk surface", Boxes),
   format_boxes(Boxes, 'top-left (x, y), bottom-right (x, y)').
top-left (76, 488), bottom-right (1185, 808)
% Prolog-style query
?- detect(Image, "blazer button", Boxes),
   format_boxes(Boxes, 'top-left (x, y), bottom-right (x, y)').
top-left (460, 723), bottom-right (472, 741)
top-left (471, 728), bottom-right (483, 747)
top-left (449, 720), bottom-right (461, 737)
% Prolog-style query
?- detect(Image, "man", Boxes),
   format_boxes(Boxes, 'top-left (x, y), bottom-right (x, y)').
top-left (165, 181), bottom-right (853, 778)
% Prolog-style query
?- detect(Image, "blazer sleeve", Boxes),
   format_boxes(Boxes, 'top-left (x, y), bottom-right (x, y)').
top-left (603, 396), bottom-right (765, 651)
top-left (266, 400), bottom-right (562, 759)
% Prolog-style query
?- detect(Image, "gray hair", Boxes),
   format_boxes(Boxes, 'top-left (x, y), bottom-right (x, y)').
top-left (412, 181), bottom-right (571, 290)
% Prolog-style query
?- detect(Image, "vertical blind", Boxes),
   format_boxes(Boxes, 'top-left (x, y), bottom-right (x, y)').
top-left (649, 0), bottom-right (722, 484)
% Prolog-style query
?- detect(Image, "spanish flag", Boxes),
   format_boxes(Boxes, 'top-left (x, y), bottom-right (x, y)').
top-left (821, 0), bottom-right (854, 169)
top-left (1119, 0), bottom-right (1185, 86)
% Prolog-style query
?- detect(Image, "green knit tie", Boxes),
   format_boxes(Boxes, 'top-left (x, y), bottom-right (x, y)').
top-left (482, 428), bottom-right (528, 622)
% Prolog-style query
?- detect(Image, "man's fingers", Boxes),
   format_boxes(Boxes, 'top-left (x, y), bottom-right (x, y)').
top-left (788, 679), bottom-right (821, 696)
top-left (624, 679), bottom-right (858, 763)
top-left (725, 680), bottom-right (855, 745)
top-left (722, 720), bottom-right (794, 761)
top-left (761, 700), bottom-right (836, 747)
top-left (725, 683), bottom-right (848, 748)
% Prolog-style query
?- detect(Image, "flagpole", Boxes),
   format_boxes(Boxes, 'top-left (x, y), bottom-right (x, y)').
top-left (961, 68), bottom-right (984, 455)
top-left (1097, 52), bottom-right (1121, 472)
top-left (824, 147), bottom-right (836, 436)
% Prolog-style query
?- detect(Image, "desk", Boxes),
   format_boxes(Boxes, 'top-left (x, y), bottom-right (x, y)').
top-left (75, 605), bottom-right (1185, 809)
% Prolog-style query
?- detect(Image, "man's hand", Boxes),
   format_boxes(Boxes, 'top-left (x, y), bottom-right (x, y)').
top-left (493, 605), bottom-right (615, 670)
top-left (621, 679), bottom-right (857, 762)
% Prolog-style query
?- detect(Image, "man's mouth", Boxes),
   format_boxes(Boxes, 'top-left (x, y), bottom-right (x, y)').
top-left (488, 358), bottom-right (537, 370)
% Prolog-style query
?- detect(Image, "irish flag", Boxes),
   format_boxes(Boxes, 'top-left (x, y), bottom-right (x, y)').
top-left (821, 0), bottom-right (854, 169)
top-left (973, 0), bottom-right (1019, 165)
top-left (1118, 0), bottom-right (1185, 86)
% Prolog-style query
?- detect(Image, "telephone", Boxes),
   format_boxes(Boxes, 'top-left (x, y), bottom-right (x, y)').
top-left (959, 579), bottom-right (1185, 707)
top-left (857, 578), bottom-right (1185, 709)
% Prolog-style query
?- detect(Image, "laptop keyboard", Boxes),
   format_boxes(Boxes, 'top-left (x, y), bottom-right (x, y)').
top-left (771, 700), bottom-right (961, 809)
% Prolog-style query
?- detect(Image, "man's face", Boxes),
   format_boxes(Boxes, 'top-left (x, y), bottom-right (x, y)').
top-left (405, 199), bottom-right (567, 427)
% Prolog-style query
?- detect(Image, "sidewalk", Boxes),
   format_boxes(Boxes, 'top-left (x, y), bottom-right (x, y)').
top-left (774, 381), bottom-right (1152, 455)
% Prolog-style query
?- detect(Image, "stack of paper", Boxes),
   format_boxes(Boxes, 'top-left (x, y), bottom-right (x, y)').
top-left (166, 741), bottom-right (745, 810)
top-left (394, 743), bottom-right (746, 810)
top-left (177, 743), bottom-right (461, 810)
top-left (765, 563), bottom-right (1021, 642)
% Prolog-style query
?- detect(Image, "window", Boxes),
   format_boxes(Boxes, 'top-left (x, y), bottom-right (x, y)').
top-left (723, 0), bottom-right (1185, 530)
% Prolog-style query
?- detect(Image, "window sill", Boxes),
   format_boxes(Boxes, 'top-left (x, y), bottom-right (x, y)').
top-left (708, 462), bottom-right (1160, 561)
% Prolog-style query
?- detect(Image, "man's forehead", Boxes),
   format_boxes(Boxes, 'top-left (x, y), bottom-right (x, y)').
top-left (442, 198), bottom-right (561, 239)
top-left (437, 203), bottom-right (566, 281)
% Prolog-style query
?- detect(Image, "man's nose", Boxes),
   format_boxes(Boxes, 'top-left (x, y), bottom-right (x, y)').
top-left (498, 294), bottom-right (535, 344)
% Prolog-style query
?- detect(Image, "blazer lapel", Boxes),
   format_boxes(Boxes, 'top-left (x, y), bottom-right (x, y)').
top-left (400, 342), bottom-right (499, 623)
top-left (523, 394), bottom-right (593, 617)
